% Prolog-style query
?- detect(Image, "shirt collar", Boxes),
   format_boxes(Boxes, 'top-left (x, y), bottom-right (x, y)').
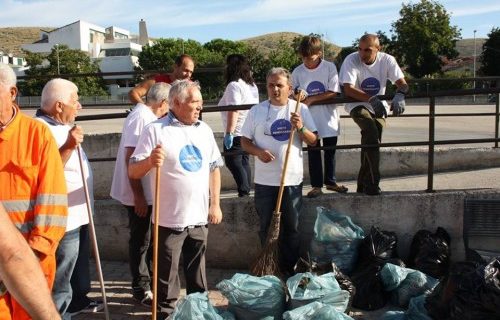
top-left (0, 105), bottom-right (17, 132)
top-left (166, 111), bottom-right (201, 127)
top-left (35, 108), bottom-right (64, 126)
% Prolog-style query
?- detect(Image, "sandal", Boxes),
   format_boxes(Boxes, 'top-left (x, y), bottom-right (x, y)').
top-left (307, 187), bottom-right (323, 198)
top-left (325, 184), bottom-right (348, 193)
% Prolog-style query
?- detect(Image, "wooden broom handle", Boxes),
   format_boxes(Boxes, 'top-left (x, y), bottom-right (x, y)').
top-left (274, 94), bottom-right (302, 214)
top-left (152, 167), bottom-right (160, 320)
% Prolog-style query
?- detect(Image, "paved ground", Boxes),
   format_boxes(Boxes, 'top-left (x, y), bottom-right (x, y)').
top-left (73, 167), bottom-right (500, 320)
top-left (74, 260), bottom-right (397, 320)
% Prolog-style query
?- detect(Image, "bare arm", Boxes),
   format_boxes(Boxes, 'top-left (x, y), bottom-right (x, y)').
top-left (303, 91), bottom-right (337, 107)
top-left (343, 83), bottom-right (371, 103)
top-left (59, 125), bottom-right (83, 165)
top-left (208, 167), bottom-right (222, 224)
top-left (241, 136), bottom-right (275, 163)
top-left (129, 78), bottom-right (156, 104)
top-left (128, 144), bottom-right (164, 179)
top-left (395, 78), bottom-right (409, 92)
top-left (0, 204), bottom-right (61, 320)
top-left (225, 110), bottom-right (239, 133)
top-left (125, 147), bottom-right (148, 217)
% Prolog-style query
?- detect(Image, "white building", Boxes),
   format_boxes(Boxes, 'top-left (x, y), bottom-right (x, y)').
top-left (0, 51), bottom-right (27, 75)
top-left (22, 19), bottom-right (149, 94)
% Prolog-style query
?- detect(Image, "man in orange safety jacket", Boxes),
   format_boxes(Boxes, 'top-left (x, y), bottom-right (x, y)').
top-left (0, 65), bottom-right (68, 319)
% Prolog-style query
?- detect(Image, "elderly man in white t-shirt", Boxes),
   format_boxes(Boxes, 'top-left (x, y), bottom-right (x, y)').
top-left (339, 34), bottom-right (408, 196)
top-left (129, 79), bottom-right (223, 317)
top-left (110, 82), bottom-right (170, 306)
top-left (35, 78), bottom-right (97, 319)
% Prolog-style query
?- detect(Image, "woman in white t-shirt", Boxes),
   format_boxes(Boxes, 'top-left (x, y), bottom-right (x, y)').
top-left (218, 54), bottom-right (259, 197)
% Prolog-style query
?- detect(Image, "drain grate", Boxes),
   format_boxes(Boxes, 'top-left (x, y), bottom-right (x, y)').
top-left (463, 199), bottom-right (500, 260)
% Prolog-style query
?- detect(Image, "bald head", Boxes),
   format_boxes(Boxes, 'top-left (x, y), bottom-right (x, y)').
top-left (358, 34), bottom-right (381, 65)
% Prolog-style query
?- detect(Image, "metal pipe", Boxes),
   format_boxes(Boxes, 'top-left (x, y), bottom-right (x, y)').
top-left (427, 96), bottom-right (436, 193)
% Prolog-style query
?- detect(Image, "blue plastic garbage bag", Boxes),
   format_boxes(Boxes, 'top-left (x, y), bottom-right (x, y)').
top-left (283, 301), bottom-right (354, 320)
top-left (216, 273), bottom-right (285, 320)
top-left (169, 292), bottom-right (234, 320)
top-left (381, 295), bottom-right (432, 320)
top-left (381, 263), bottom-right (438, 307)
top-left (310, 207), bottom-right (365, 274)
top-left (286, 272), bottom-right (350, 312)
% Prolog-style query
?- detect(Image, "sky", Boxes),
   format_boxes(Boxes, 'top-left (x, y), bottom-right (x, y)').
top-left (0, 0), bottom-right (498, 47)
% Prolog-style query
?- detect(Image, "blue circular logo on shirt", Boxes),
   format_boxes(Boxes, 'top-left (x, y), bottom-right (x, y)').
top-left (270, 119), bottom-right (292, 141)
top-left (179, 145), bottom-right (202, 172)
top-left (361, 77), bottom-right (381, 96)
top-left (306, 81), bottom-right (326, 95)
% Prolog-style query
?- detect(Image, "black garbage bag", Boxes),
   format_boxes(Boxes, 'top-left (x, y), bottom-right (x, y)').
top-left (354, 226), bottom-right (399, 272)
top-left (449, 258), bottom-right (500, 319)
top-left (426, 259), bottom-right (500, 320)
top-left (407, 227), bottom-right (451, 279)
top-left (351, 262), bottom-right (388, 310)
top-left (425, 261), bottom-right (478, 319)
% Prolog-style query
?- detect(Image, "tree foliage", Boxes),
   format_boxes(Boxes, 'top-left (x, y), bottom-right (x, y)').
top-left (391, 0), bottom-right (461, 78)
top-left (19, 45), bottom-right (107, 96)
top-left (479, 27), bottom-right (500, 77)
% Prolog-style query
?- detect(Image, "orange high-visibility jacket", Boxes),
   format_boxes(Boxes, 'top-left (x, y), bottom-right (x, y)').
top-left (0, 106), bottom-right (68, 320)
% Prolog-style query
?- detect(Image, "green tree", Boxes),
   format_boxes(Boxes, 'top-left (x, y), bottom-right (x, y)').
top-left (479, 27), bottom-right (500, 77)
top-left (334, 46), bottom-right (356, 70)
top-left (391, 0), bottom-right (461, 78)
top-left (19, 45), bottom-right (107, 96)
top-left (267, 38), bottom-right (301, 72)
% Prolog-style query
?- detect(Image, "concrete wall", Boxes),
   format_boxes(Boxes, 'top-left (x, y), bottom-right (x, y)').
top-left (82, 133), bottom-right (500, 199)
top-left (93, 190), bottom-right (500, 269)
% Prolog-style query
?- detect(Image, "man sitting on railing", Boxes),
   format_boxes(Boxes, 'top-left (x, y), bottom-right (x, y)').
top-left (339, 34), bottom-right (408, 195)
top-left (128, 54), bottom-right (194, 104)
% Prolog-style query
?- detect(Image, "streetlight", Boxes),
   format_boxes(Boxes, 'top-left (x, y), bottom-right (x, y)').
top-left (473, 30), bottom-right (477, 102)
top-left (55, 44), bottom-right (60, 75)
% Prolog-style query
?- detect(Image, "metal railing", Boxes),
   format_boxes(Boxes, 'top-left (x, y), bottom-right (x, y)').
top-left (18, 72), bottom-right (500, 193)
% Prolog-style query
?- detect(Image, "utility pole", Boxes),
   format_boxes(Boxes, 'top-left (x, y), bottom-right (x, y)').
top-left (473, 30), bottom-right (477, 103)
top-left (55, 44), bottom-right (60, 75)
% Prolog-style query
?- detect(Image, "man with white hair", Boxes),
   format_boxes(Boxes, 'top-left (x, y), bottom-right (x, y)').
top-left (129, 79), bottom-right (223, 317)
top-left (111, 82), bottom-right (170, 306)
top-left (36, 78), bottom-right (101, 318)
top-left (0, 64), bottom-right (68, 319)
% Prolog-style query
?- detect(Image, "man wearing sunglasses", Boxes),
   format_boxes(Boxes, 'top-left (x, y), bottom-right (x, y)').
top-left (339, 34), bottom-right (408, 195)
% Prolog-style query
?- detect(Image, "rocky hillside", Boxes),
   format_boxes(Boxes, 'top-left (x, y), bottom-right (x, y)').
top-left (0, 27), bottom-right (53, 56)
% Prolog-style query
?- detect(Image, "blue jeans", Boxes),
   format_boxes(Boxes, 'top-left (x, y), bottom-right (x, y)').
top-left (254, 183), bottom-right (302, 274)
top-left (53, 227), bottom-right (80, 319)
top-left (67, 224), bottom-right (92, 313)
top-left (308, 136), bottom-right (339, 187)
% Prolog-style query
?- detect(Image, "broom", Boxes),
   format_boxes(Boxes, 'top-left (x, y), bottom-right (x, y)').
top-left (77, 146), bottom-right (110, 320)
top-left (250, 91), bottom-right (302, 277)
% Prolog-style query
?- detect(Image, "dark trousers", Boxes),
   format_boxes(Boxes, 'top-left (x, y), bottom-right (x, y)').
top-left (308, 136), bottom-right (339, 188)
top-left (350, 106), bottom-right (385, 190)
top-left (125, 205), bottom-right (152, 297)
top-left (224, 136), bottom-right (252, 196)
top-left (157, 225), bottom-right (208, 316)
top-left (254, 183), bottom-right (302, 275)
top-left (67, 224), bottom-right (92, 312)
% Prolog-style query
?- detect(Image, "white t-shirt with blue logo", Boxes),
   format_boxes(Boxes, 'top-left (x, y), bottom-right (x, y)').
top-left (339, 52), bottom-right (404, 115)
top-left (110, 103), bottom-right (158, 206)
top-left (218, 79), bottom-right (259, 136)
top-left (292, 59), bottom-right (341, 138)
top-left (130, 115), bottom-right (222, 229)
top-left (241, 99), bottom-right (317, 186)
